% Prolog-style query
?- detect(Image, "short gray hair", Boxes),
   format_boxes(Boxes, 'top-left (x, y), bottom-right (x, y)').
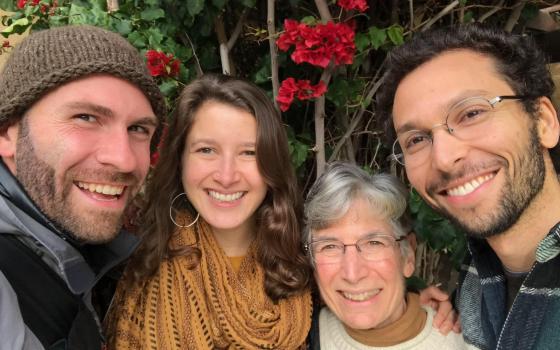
top-left (304, 162), bottom-right (412, 263)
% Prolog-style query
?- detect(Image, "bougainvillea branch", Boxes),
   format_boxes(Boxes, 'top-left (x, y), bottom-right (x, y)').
top-left (277, 20), bottom-right (356, 68)
top-left (277, 77), bottom-right (327, 112)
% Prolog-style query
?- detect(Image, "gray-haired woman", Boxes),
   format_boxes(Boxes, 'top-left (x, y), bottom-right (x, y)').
top-left (304, 162), bottom-right (475, 350)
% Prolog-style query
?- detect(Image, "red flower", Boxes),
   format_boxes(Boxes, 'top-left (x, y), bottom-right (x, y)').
top-left (2, 41), bottom-right (10, 48)
top-left (150, 151), bottom-right (160, 167)
top-left (277, 78), bottom-right (327, 112)
top-left (146, 50), bottom-right (180, 78)
top-left (17, 0), bottom-right (41, 8)
top-left (150, 124), bottom-right (168, 167)
top-left (337, 0), bottom-right (369, 12)
top-left (277, 20), bottom-right (356, 68)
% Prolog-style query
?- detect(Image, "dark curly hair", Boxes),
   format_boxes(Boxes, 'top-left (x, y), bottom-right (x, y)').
top-left (127, 74), bottom-right (310, 301)
top-left (377, 23), bottom-right (558, 169)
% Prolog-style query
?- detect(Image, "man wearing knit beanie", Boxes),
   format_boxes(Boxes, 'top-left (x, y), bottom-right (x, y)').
top-left (0, 25), bottom-right (165, 350)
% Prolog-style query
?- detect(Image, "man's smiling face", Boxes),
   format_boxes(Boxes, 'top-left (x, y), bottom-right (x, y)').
top-left (4, 74), bottom-right (157, 243)
top-left (392, 50), bottom-right (546, 238)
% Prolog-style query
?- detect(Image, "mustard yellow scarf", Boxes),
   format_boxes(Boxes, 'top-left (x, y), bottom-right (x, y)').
top-left (104, 220), bottom-right (312, 349)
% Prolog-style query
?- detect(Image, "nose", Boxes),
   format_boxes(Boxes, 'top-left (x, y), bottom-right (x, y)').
top-left (213, 154), bottom-right (240, 187)
top-left (430, 128), bottom-right (468, 173)
top-left (340, 246), bottom-right (369, 284)
top-left (96, 129), bottom-right (138, 173)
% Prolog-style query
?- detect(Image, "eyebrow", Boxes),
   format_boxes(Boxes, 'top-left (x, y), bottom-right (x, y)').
top-left (189, 139), bottom-right (256, 147)
top-left (63, 101), bottom-right (159, 126)
top-left (311, 232), bottom-right (389, 242)
top-left (394, 89), bottom-right (490, 135)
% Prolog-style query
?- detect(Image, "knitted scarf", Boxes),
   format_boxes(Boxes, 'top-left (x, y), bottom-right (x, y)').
top-left (104, 219), bottom-right (312, 349)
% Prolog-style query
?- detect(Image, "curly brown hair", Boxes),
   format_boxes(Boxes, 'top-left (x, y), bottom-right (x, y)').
top-left (126, 74), bottom-right (310, 301)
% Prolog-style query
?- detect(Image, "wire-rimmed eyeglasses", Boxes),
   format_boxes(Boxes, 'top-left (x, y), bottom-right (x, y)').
top-left (305, 234), bottom-right (404, 264)
top-left (391, 95), bottom-right (532, 168)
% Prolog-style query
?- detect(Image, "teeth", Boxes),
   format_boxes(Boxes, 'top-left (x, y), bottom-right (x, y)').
top-left (77, 182), bottom-right (124, 196)
top-left (342, 289), bottom-right (380, 301)
top-left (447, 173), bottom-right (494, 197)
top-left (208, 190), bottom-right (244, 202)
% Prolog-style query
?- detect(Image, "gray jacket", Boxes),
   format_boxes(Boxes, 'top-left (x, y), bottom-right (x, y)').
top-left (0, 161), bottom-right (138, 350)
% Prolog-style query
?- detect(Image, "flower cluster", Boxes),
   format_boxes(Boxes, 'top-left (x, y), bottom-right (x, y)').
top-left (337, 0), bottom-right (369, 12)
top-left (146, 50), bottom-right (180, 78)
top-left (277, 78), bottom-right (327, 112)
top-left (17, 0), bottom-right (58, 15)
top-left (17, 0), bottom-right (39, 8)
top-left (277, 19), bottom-right (356, 68)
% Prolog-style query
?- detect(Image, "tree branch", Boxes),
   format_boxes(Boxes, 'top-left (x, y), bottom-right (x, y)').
top-left (328, 74), bottom-right (386, 162)
top-left (312, 0), bottom-right (333, 177)
top-left (178, 31), bottom-right (203, 77)
top-left (478, 0), bottom-right (505, 23)
top-left (214, 15), bottom-right (231, 75)
top-left (504, 0), bottom-right (527, 33)
top-left (314, 64), bottom-right (334, 177)
top-left (267, 0), bottom-right (279, 106)
top-left (227, 9), bottom-right (248, 51)
top-left (408, 0), bottom-right (414, 30)
top-left (314, 0), bottom-right (332, 22)
top-left (107, 0), bottom-right (119, 12)
top-left (422, 0), bottom-right (459, 31)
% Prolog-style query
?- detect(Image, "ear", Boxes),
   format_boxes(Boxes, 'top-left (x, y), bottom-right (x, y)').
top-left (402, 232), bottom-right (416, 278)
top-left (536, 97), bottom-right (559, 149)
top-left (0, 123), bottom-right (20, 174)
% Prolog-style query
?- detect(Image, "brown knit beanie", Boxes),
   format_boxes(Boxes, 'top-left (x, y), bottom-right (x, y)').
top-left (0, 25), bottom-right (166, 146)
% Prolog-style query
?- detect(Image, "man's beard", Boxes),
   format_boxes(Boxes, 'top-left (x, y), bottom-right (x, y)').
top-left (434, 125), bottom-right (545, 239)
top-left (15, 119), bottom-right (139, 243)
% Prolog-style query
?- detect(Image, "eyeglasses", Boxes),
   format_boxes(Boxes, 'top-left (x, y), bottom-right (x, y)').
top-left (305, 234), bottom-right (404, 264)
top-left (391, 95), bottom-right (531, 168)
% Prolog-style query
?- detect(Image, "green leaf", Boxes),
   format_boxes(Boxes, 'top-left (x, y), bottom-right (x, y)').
top-left (463, 11), bottom-right (474, 23)
top-left (187, 0), bottom-right (204, 16)
top-left (253, 61), bottom-right (271, 84)
top-left (406, 275), bottom-right (427, 291)
top-left (459, 0), bottom-right (468, 5)
top-left (354, 32), bottom-right (370, 52)
top-left (521, 4), bottom-right (539, 21)
top-left (300, 16), bottom-right (317, 26)
top-left (140, 8), bottom-right (165, 21)
top-left (146, 27), bottom-right (164, 47)
top-left (368, 26), bottom-right (387, 50)
top-left (238, 0), bottom-right (256, 7)
top-left (114, 20), bottom-right (132, 35)
top-left (159, 79), bottom-right (179, 97)
top-left (387, 25), bottom-right (404, 46)
top-left (212, 0), bottom-right (227, 10)
top-left (0, 0), bottom-right (16, 11)
top-left (1, 17), bottom-right (31, 38)
top-left (127, 31), bottom-right (147, 49)
top-left (210, 0), bottom-right (227, 8)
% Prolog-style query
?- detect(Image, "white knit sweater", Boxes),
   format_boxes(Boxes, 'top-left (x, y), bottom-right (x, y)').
top-left (319, 306), bottom-right (477, 350)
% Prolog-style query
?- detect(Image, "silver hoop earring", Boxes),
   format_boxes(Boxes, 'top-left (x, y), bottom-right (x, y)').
top-left (169, 193), bottom-right (199, 228)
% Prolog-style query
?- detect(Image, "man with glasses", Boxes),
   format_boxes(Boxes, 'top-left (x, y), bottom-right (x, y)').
top-left (377, 24), bottom-right (559, 350)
